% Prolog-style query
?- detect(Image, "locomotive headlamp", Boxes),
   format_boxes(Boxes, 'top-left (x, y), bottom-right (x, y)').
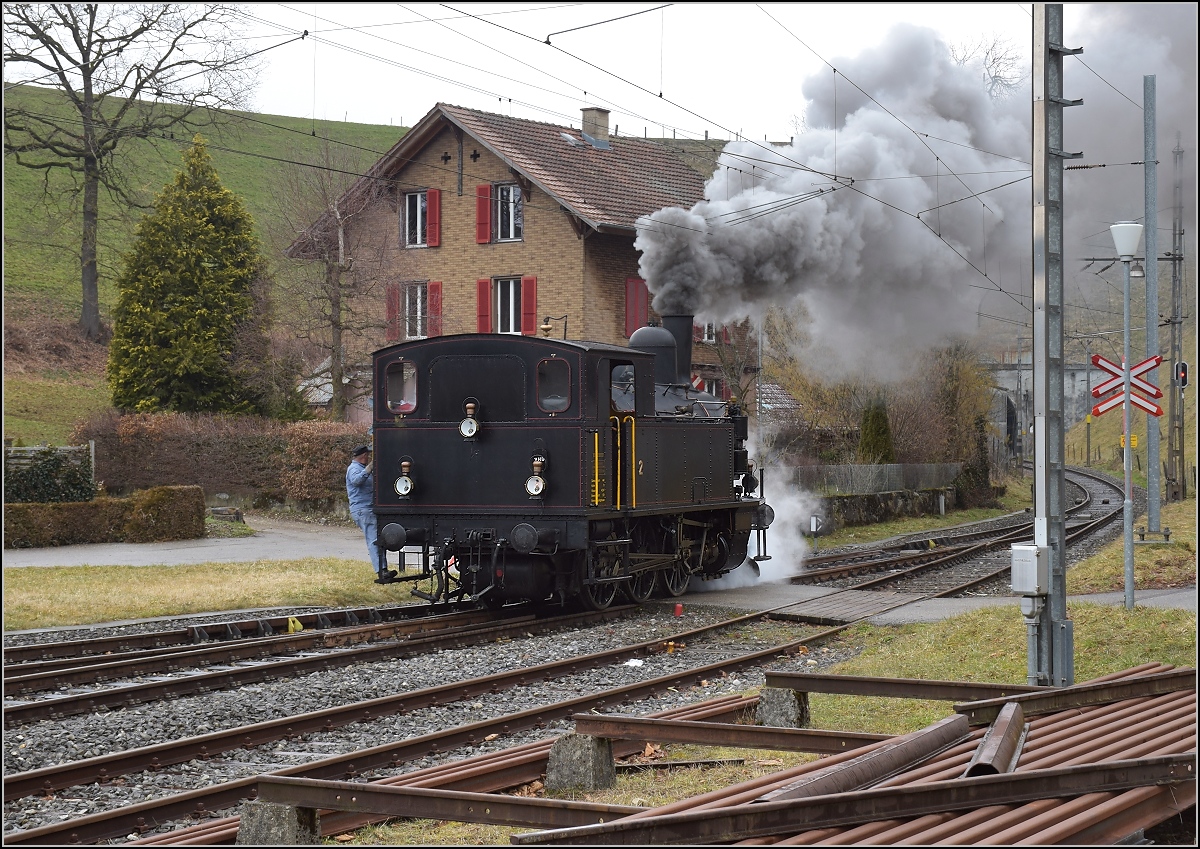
top-left (525, 455), bottom-right (547, 497)
top-left (394, 460), bottom-right (414, 497)
top-left (459, 401), bottom-right (479, 438)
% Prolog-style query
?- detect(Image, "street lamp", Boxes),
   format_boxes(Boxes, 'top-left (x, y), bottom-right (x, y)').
top-left (1110, 221), bottom-right (1143, 610)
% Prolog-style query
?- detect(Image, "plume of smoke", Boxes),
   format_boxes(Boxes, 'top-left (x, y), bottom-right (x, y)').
top-left (635, 24), bottom-right (1031, 381)
top-left (1062, 4), bottom-right (1197, 266)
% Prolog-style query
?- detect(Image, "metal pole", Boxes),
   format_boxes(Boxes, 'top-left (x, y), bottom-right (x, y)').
top-left (1122, 257), bottom-right (1135, 609)
top-left (1085, 341), bottom-right (1091, 467)
top-left (1167, 136), bottom-right (1185, 501)
top-left (1031, 3), bottom-right (1077, 687)
top-left (1143, 76), bottom-right (1161, 531)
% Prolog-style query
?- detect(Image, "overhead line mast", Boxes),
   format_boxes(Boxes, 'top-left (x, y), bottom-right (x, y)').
top-left (1024, 3), bottom-right (1080, 688)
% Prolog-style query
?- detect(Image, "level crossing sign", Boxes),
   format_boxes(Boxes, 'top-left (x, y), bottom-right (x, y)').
top-left (1090, 353), bottom-right (1164, 418)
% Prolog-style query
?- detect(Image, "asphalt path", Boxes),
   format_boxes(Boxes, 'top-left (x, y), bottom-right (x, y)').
top-left (4, 515), bottom-right (1194, 622)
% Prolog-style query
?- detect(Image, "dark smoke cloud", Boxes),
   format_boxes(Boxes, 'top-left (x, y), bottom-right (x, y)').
top-left (1063, 4), bottom-right (1197, 267)
top-left (635, 9), bottom-right (1195, 377)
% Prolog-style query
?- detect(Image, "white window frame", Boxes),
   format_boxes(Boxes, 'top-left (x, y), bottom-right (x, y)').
top-left (405, 191), bottom-right (427, 247)
top-left (494, 184), bottom-right (523, 242)
top-left (702, 323), bottom-right (718, 343)
top-left (405, 281), bottom-right (428, 339)
top-left (493, 277), bottom-right (522, 334)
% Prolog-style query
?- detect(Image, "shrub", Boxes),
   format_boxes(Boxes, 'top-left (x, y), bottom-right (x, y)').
top-left (280, 420), bottom-right (366, 503)
top-left (3, 446), bottom-right (95, 504)
top-left (125, 486), bottom-right (206, 543)
top-left (3, 486), bottom-right (202, 548)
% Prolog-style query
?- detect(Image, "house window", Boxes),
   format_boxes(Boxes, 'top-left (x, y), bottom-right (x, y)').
top-left (405, 282), bottom-right (427, 338)
top-left (494, 277), bottom-right (523, 334)
top-left (476, 276), bottom-right (537, 334)
top-left (404, 189), bottom-right (439, 247)
top-left (495, 184), bottom-right (523, 241)
top-left (388, 280), bottom-right (441, 342)
top-left (694, 322), bottom-right (730, 344)
top-left (405, 192), bottom-right (426, 246)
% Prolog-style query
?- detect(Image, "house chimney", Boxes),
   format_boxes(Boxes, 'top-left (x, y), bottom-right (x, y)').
top-left (581, 107), bottom-right (609, 141)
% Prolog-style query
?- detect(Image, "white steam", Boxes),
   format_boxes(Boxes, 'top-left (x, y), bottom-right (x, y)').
top-left (635, 24), bottom-right (1030, 380)
top-left (694, 434), bottom-right (825, 592)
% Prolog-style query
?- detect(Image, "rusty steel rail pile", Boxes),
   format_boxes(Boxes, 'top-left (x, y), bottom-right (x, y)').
top-left (509, 663), bottom-right (1195, 845)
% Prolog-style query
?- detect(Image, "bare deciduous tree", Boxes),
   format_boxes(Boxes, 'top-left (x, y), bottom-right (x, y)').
top-left (273, 139), bottom-right (403, 420)
top-left (951, 33), bottom-right (1028, 100)
top-left (3, 3), bottom-right (261, 340)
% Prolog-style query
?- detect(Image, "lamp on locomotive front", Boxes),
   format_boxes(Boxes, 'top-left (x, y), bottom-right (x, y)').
top-left (525, 454), bottom-right (547, 498)
top-left (395, 459), bottom-right (414, 498)
top-left (459, 401), bottom-right (479, 439)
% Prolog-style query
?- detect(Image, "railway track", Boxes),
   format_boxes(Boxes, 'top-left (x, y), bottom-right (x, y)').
top-left (792, 468), bottom-right (1127, 596)
top-left (1, 605), bottom-right (643, 727)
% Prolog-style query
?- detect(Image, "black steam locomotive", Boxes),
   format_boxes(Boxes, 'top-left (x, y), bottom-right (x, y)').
top-left (370, 315), bottom-right (773, 610)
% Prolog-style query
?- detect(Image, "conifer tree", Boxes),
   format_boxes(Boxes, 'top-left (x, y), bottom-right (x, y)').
top-left (859, 400), bottom-right (897, 463)
top-left (107, 135), bottom-right (270, 414)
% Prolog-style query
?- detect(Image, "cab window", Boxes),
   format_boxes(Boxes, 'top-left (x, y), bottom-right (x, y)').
top-left (386, 360), bottom-right (417, 413)
top-left (611, 363), bottom-right (635, 413)
top-left (536, 358), bottom-right (571, 412)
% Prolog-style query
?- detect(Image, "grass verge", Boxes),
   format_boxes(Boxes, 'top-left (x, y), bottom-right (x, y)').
top-left (1, 558), bottom-right (424, 631)
top-left (1066, 496), bottom-right (1197, 593)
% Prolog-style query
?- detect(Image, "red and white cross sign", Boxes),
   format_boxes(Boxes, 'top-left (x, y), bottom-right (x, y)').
top-left (1091, 353), bottom-right (1163, 399)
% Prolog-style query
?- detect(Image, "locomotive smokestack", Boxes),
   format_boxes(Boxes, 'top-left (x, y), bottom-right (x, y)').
top-left (660, 315), bottom-right (694, 386)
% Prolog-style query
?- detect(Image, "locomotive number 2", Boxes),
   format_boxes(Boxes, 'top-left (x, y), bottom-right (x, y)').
top-left (638, 460), bottom-right (644, 475)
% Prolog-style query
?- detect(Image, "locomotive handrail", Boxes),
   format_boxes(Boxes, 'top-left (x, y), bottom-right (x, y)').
top-left (623, 415), bottom-right (637, 509)
top-left (592, 431), bottom-right (602, 507)
top-left (610, 416), bottom-right (622, 509)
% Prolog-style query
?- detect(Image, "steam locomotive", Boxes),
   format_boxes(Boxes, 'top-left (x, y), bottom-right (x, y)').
top-left (369, 315), bottom-right (773, 610)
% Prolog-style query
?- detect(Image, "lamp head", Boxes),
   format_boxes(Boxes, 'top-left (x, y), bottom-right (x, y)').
top-left (1130, 262), bottom-right (1145, 279)
top-left (1109, 222), bottom-right (1143, 261)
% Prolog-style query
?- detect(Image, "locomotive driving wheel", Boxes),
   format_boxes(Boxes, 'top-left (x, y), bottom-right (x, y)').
top-left (660, 559), bottom-right (691, 597)
top-left (623, 568), bottom-right (656, 604)
top-left (578, 541), bottom-right (620, 611)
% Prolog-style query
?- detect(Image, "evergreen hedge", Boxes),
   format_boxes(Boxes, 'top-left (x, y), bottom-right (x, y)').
top-left (4, 485), bottom-right (204, 548)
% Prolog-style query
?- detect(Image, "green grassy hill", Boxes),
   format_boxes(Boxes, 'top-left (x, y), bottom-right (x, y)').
top-left (4, 84), bottom-right (405, 325)
top-left (3, 84), bottom-right (406, 444)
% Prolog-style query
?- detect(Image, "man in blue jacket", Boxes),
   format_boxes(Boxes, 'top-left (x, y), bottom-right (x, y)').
top-left (346, 444), bottom-right (395, 583)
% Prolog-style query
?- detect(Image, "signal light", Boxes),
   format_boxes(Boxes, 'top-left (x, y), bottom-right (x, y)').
top-left (1177, 361), bottom-right (1188, 389)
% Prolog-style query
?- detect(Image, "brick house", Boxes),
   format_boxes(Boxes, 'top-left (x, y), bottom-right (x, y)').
top-left (294, 102), bottom-right (751, 422)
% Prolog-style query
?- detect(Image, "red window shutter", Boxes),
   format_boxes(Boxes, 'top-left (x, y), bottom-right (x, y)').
top-left (520, 276), bottom-right (538, 335)
top-left (625, 277), bottom-right (649, 337)
top-left (721, 382), bottom-right (732, 401)
top-left (476, 279), bottom-right (492, 332)
top-left (475, 185), bottom-right (491, 244)
top-left (385, 282), bottom-right (401, 343)
top-left (693, 323), bottom-right (703, 342)
top-left (426, 189), bottom-right (440, 247)
top-left (722, 325), bottom-right (731, 344)
top-left (427, 281), bottom-right (442, 337)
